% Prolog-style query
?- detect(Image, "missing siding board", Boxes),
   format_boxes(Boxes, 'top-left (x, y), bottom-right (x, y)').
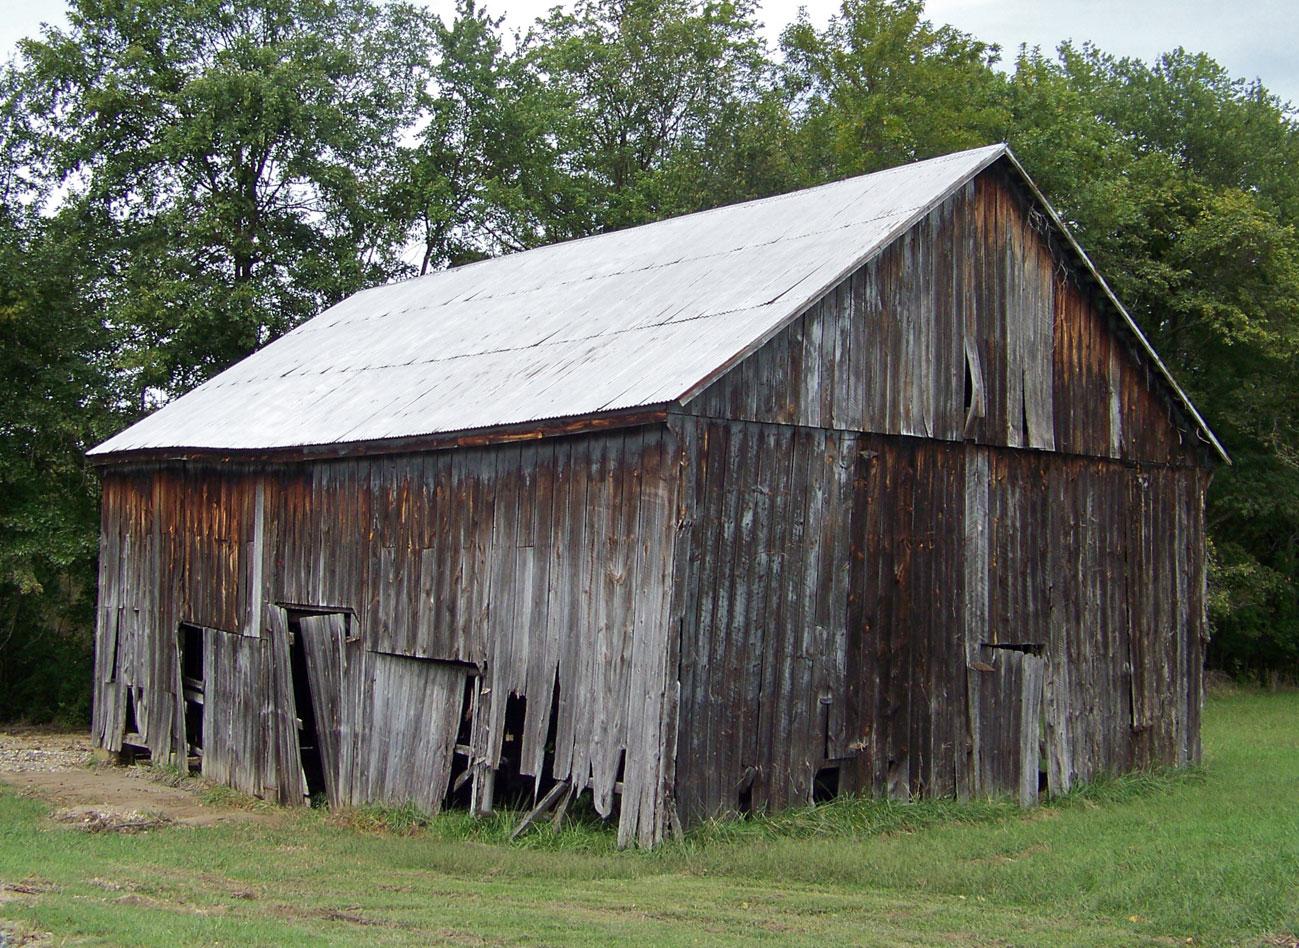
top-left (121, 687), bottom-right (149, 761)
top-left (964, 356), bottom-right (974, 417)
top-left (1021, 370), bottom-right (1032, 448)
top-left (124, 687), bottom-right (140, 737)
top-left (102, 610), bottom-right (120, 684)
top-left (179, 624), bottom-right (204, 684)
top-left (491, 694), bottom-right (533, 811)
top-left (736, 766), bottom-right (757, 816)
top-left (465, 678), bottom-right (574, 823)
top-left (816, 696), bottom-right (846, 804)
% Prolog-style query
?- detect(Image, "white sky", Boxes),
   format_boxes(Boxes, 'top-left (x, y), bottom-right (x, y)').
top-left (3, 0), bottom-right (1297, 107)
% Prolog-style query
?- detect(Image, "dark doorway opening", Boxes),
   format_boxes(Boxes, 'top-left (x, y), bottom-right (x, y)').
top-left (177, 623), bottom-right (205, 768)
top-left (444, 674), bottom-right (478, 810)
top-left (287, 614), bottom-right (327, 804)
top-left (813, 765), bottom-right (841, 803)
top-left (115, 686), bottom-right (151, 763)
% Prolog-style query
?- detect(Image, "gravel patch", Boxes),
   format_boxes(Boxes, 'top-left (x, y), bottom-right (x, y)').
top-left (0, 733), bottom-right (94, 775)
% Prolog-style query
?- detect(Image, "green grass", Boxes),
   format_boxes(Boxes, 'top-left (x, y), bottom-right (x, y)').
top-left (2, 690), bottom-right (1296, 945)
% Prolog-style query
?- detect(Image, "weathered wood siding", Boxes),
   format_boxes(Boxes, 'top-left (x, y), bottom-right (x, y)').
top-left (670, 418), bottom-right (857, 821)
top-left (92, 159), bottom-right (1213, 844)
top-left (92, 426), bottom-right (684, 846)
top-left (684, 167), bottom-right (1202, 467)
top-left (667, 162), bottom-right (1211, 825)
top-left (670, 419), bottom-right (1207, 824)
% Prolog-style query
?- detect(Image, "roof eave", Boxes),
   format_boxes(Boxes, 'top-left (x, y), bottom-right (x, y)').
top-left (87, 404), bottom-right (672, 467)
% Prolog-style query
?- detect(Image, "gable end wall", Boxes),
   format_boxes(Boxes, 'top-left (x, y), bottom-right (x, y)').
top-left (682, 164), bottom-right (1202, 468)
top-left (667, 162), bottom-right (1209, 825)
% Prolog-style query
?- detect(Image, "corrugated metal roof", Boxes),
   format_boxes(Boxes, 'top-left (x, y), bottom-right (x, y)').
top-left (89, 143), bottom-right (1226, 462)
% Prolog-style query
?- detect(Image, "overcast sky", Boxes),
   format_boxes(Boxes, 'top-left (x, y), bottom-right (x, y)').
top-left (3, 0), bottom-right (1297, 107)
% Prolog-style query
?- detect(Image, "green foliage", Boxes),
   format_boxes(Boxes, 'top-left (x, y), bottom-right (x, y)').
top-left (780, 0), bottom-right (1009, 180)
top-left (0, 84), bottom-right (117, 722)
top-left (531, 0), bottom-right (783, 230)
top-left (1, 0), bottom-right (435, 722)
top-left (1002, 43), bottom-right (1299, 679)
top-left (391, 0), bottom-right (573, 269)
top-left (16, 0), bottom-right (435, 399)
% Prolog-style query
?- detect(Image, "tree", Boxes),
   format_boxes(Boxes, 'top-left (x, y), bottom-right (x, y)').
top-left (1004, 44), bottom-right (1299, 678)
top-left (530, 0), bottom-right (782, 233)
top-left (391, 0), bottom-right (575, 271)
top-left (0, 0), bottom-right (435, 720)
top-left (15, 0), bottom-right (434, 401)
top-left (0, 67), bottom-right (119, 720)
top-left (780, 0), bottom-right (1008, 182)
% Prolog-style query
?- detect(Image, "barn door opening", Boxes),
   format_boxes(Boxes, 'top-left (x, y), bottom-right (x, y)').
top-left (177, 623), bottom-right (205, 769)
top-left (969, 644), bottom-right (1045, 805)
top-left (287, 611), bottom-right (350, 806)
top-left (120, 685), bottom-right (149, 762)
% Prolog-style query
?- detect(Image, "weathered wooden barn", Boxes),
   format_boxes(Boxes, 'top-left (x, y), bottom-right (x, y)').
top-left (89, 144), bottom-right (1226, 847)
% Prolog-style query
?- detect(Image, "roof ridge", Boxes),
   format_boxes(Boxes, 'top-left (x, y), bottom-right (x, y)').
top-left (382, 143), bottom-right (1010, 292)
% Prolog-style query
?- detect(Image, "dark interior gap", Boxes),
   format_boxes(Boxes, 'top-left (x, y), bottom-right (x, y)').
top-left (982, 641), bottom-right (1045, 656)
top-left (444, 673), bottom-right (477, 810)
top-left (540, 676), bottom-right (563, 791)
top-left (814, 696), bottom-right (842, 804)
top-left (124, 687), bottom-right (139, 736)
top-left (820, 696), bottom-right (833, 761)
top-left (177, 623), bottom-right (205, 767)
top-left (736, 765), bottom-right (757, 816)
top-left (492, 693), bottom-right (533, 810)
top-left (964, 352), bottom-right (975, 416)
top-left (287, 614), bottom-right (327, 804)
top-left (1039, 700), bottom-right (1050, 793)
top-left (813, 765), bottom-right (841, 803)
top-left (1021, 370), bottom-right (1032, 444)
top-left (118, 687), bottom-right (150, 762)
top-left (179, 623), bottom-right (204, 682)
top-left (105, 620), bottom-right (120, 684)
top-left (183, 700), bottom-right (203, 760)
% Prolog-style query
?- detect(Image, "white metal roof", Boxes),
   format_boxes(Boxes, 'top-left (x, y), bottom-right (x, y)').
top-left (89, 143), bottom-right (1225, 461)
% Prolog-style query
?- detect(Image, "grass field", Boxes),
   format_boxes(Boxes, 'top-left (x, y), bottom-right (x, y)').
top-left (1, 689), bottom-right (1296, 945)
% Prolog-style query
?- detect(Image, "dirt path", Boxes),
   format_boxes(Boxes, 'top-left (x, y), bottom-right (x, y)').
top-left (0, 730), bottom-right (273, 828)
